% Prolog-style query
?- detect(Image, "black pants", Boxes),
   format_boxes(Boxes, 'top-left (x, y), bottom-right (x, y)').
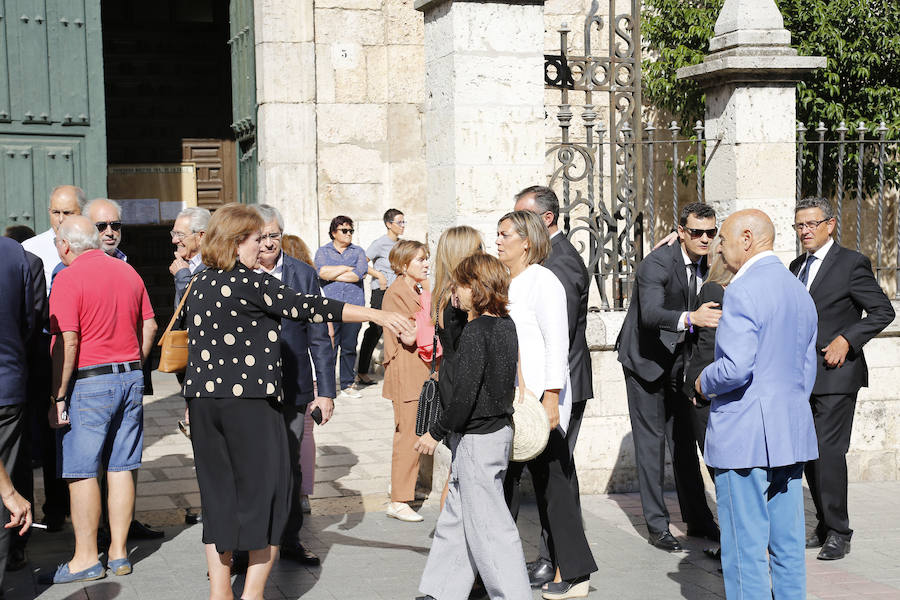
top-left (357, 288), bottom-right (385, 375)
top-left (0, 404), bottom-right (27, 584)
top-left (281, 402), bottom-right (308, 544)
top-left (29, 334), bottom-right (67, 522)
top-left (623, 365), bottom-right (715, 534)
top-left (805, 392), bottom-right (857, 539)
top-left (536, 400), bottom-right (586, 566)
top-left (505, 426), bottom-right (597, 581)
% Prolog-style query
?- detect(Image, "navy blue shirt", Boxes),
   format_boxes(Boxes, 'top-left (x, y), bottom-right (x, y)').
top-left (313, 242), bottom-right (367, 306)
top-left (0, 237), bottom-right (35, 406)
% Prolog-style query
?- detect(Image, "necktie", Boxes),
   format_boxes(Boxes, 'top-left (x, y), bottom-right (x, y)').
top-left (798, 254), bottom-right (816, 286)
top-left (688, 262), bottom-right (699, 311)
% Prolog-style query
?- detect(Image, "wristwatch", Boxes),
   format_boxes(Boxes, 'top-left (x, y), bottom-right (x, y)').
top-left (51, 394), bottom-right (67, 405)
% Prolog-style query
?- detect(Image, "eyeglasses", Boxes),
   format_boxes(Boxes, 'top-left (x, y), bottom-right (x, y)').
top-left (170, 230), bottom-right (196, 241)
top-left (261, 232), bottom-right (282, 241)
top-left (792, 218), bottom-right (831, 232)
top-left (337, 228), bottom-right (354, 234)
top-left (95, 221), bottom-right (122, 232)
top-left (685, 227), bottom-right (717, 239)
top-left (392, 220), bottom-right (406, 227)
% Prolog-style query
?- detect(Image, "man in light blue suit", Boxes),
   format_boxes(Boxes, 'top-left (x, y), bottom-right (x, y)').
top-left (695, 209), bottom-right (819, 599)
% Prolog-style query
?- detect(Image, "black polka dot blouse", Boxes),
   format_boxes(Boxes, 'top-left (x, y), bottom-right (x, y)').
top-left (178, 265), bottom-right (345, 401)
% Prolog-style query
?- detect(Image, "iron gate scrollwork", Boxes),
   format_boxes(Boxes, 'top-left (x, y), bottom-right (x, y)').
top-left (545, 0), bottom-right (643, 310)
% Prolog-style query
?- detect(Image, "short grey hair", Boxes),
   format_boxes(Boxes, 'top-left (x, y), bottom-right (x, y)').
top-left (50, 185), bottom-right (87, 211)
top-left (84, 198), bottom-right (122, 219)
top-left (515, 186), bottom-right (559, 226)
top-left (177, 207), bottom-right (211, 232)
top-left (796, 197), bottom-right (835, 220)
top-left (58, 219), bottom-right (100, 254)
top-left (254, 204), bottom-right (284, 232)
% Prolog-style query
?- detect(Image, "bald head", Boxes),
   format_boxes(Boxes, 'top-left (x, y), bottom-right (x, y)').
top-left (48, 185), bottom-right (87, 234)
top-left (717, 209), bottom-right (776, 273)
top-left (56, 215), bottom-right (101, 265)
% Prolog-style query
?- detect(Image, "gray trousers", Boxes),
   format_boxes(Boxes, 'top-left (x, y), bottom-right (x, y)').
top-left (419, 426), bottom-right (531, 600)
top-left (281, 402), bottom-right (307, 544)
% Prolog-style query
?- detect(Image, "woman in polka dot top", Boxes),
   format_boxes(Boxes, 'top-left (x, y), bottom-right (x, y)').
top-left (176, 204), bottom-right (412, 600)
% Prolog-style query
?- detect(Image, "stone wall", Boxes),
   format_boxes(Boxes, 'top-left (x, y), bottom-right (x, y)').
top-left (575, 305), bottom-right (900, 494)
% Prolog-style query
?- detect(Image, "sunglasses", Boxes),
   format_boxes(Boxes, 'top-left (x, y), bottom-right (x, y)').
top-left (337, 228), bottom-right (354, 234)
top-left (95, 221), bottom-right (122, 232)
top-left (684, 227), bottom-right (717, 239)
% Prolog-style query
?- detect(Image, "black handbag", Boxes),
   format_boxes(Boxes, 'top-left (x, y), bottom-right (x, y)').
top-left (415, 333), bottom-right (441, 436)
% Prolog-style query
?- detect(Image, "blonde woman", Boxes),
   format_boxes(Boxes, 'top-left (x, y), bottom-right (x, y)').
top-left (382, 240), bottom-right (432, 522)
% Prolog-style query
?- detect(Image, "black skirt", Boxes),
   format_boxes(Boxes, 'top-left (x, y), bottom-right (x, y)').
top-left (189, 396), bottom-right (290, 552)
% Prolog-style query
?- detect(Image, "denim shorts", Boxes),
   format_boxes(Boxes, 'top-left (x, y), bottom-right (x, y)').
top-left (57, 367), bottom-right (144, 478)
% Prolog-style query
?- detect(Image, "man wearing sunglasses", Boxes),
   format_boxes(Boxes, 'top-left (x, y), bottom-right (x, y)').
top-left (616, 202), bottom-right (722, 552)
top-left (790, 197), bottom-right (894, 560)
top-left (86, 199), bottom-right (126, 260)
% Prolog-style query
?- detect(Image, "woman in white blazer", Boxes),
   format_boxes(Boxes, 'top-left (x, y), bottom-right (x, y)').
top-left (497, 210), bottom-right (597, 600)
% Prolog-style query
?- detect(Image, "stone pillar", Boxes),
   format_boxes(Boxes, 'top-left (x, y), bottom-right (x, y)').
top-left (254, 0), bottom-right (319, 245)
top-left (677, 0), bottom-right (824, 260)
top-left (415, 0), bottom-right (546, 250)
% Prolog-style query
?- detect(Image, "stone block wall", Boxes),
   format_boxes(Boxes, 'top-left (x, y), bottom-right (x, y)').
top-left (574, 304), bottom-right (900, 494)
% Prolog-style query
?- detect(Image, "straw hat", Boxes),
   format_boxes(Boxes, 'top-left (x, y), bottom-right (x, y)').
top-left (510, 387), bottom-right (550, 462)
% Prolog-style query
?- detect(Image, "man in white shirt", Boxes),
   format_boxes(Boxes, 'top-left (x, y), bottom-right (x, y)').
top-left (22, 185), bottom-right (87, 293)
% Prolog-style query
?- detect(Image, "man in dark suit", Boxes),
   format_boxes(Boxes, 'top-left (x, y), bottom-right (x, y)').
top-left (790, 197), bottom-right (894, 560)
top-left (0, 237), bottom-right (35, 583)
top-left (616, 202), bottom-right (721, 551)
top-left (256, 205), bottom-right (336, 566)
top-left (514, 186), bottom-right (593, 586)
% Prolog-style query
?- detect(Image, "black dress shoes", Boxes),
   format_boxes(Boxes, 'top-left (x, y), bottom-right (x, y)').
top-left (806, 530), bottom-right (826, 549)
top-left (280, 541), bottom-right (321, 566)
top-left (687, 522), bottom-right (721, 542)
top-left (129, 520), bottom-right (164, 539)
top-left (648, 530), bottom-right (683, 552)
top-left (817, 534), bottom-right (851, 560)
top-left (529, 560), bottom-right (555, 589)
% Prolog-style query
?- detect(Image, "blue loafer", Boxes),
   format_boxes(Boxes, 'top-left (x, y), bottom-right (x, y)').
top-left (107, 557), bottom-right (132, 576)
top-left (48, 561), bottom-right (106, 583)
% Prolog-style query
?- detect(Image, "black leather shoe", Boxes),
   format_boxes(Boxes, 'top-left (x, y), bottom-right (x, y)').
top-left (280, 541), bottom-right (321, 566)
top-left (529, 561), bottom-right (555, 588)
top-left (414, 596), bottom-right (435, 600)
top-left (648, 530), bottom-right (683, 552)
top-left (817, 534), bottom-right (850, 560)
top-left (806, 530), bottom-right (825, 549)
top-left (129, 520), bottom-right (164, 540)
top-left (687, 522), bottom-right (720, 542)
top-left (702, 547), bottom-right (721, 560)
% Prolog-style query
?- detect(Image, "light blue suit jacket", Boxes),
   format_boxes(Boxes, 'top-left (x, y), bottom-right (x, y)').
top-left (700, 254), bottom-right (819, 470)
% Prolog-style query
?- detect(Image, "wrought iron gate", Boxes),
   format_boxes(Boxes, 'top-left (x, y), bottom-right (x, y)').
top-left (545, 0), bottom-right (643, 310)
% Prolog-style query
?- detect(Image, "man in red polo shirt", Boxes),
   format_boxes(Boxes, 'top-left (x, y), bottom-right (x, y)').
top-left (46, 216), bottom-right (157, 583)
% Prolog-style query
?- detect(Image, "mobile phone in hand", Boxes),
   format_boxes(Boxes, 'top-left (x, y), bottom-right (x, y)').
top-left (310, 407), bottom-right (323, 425)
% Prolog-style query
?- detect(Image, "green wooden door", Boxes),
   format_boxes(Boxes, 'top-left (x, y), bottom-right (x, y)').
top-left (229, 0), bottom-right (256, 205)
top-left (0, 0), bottom-right (106, 232)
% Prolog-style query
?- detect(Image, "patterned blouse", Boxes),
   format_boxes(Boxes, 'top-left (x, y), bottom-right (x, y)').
top-left (178, 264), bottom-right (344, 401)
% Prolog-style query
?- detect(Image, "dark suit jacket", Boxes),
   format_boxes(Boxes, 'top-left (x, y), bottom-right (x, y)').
top-left (25, 251), bottom-right (48, 333)
top-left (544, 232), bottom-right (593, 403)
top-left (616, 241), bottom-right (704, 382)
top-left (789, 242), bottom-right (895, 395)
top-left (174, 262), bottom-right (209, 308)
top-left (281, 254), bottom-right (337, 405)
top-left (682, 281), bottom-right (724, 402)
top-left (0, 238), bottom-right (34, 406)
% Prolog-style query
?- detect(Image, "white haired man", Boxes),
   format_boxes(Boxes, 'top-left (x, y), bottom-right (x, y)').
top-left (170, 207), bottom-right (211, 307)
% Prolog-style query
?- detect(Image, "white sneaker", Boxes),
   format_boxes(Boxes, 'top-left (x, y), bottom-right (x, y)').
top-left (386, 502), bottom-right (424, 522)
top-left (338, 387), bottom-right (362, 399)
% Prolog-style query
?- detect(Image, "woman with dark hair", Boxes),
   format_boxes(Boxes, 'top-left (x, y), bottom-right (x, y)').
top-left (314, 216), bottom-right (369, 400)
top-left (179, 204), bottom-right (411, 600)
top-left (415, 253), bottom-right (531, 600)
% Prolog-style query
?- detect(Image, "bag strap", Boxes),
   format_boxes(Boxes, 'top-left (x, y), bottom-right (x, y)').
top-left (516, 350), bottom-right (526, 404)
top-left (158, 277), bottom-right (196, 346)
top-left (429, 332), bottom-right (438, 375)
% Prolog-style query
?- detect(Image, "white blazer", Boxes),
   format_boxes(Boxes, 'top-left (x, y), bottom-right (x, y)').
top-left (508, 263), bottom-right (572, 433)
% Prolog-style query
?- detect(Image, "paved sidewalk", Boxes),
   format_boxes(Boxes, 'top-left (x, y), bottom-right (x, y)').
top-left (5, 372), bottom-right (899, 599)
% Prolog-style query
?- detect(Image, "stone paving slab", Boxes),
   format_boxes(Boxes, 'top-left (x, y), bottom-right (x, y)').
top-left (9, 372), bottom-right (900, 599)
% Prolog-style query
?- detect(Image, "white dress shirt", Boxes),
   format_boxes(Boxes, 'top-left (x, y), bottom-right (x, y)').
top-left (731, 250), bottom-right (777, 283)
top-left (256, 251), bottom-right (284, 281)
top-left (508, 263), bottom-right (572, 433)
top-left (798, 237), bottom-right (834, 290)
top-left (189, 253), bottom-right (204, 275)
top-left (21, 228), bottom-right (59, 295)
